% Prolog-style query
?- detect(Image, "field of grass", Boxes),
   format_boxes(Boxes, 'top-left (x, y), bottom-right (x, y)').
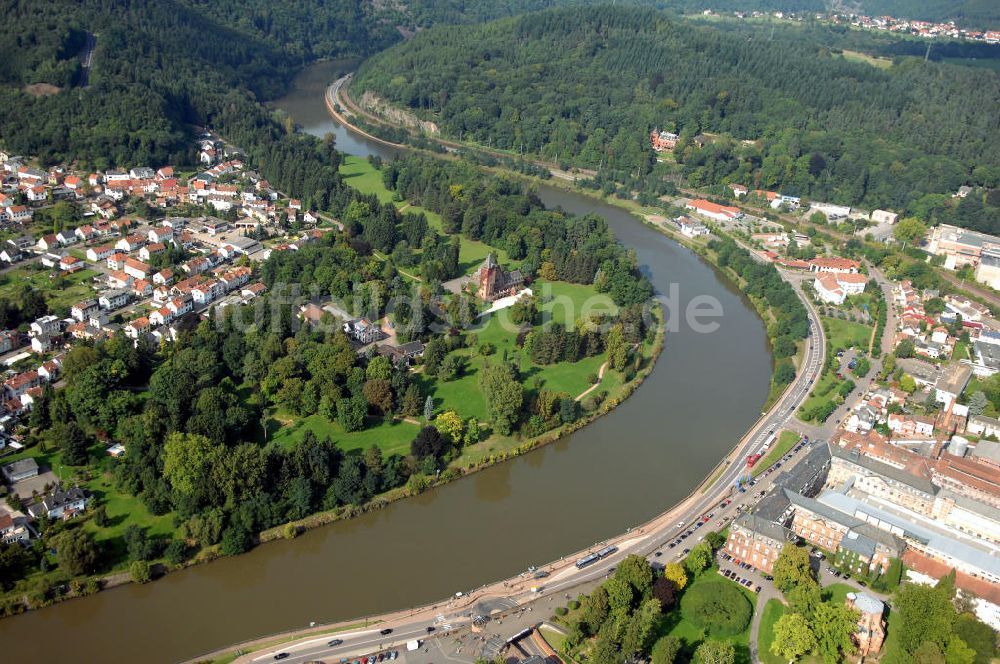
top-left (269, 412), bottom-right (419, 457)
top-left (752, 430), bottom-right (800, 477)
top-left (0, 265), bottom-right (100, 313)
top-left (421, 281), bottom-right (618, 422)
top-left (841, 49), bottom-right (893, 69)
top-left (823, 317), bottom-right (872, 352)
top-left (798, 369), bottom-right (838, 416)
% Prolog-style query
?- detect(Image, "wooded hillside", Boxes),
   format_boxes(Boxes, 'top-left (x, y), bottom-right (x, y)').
top-left (353, 6), bottom-right (1000, 224)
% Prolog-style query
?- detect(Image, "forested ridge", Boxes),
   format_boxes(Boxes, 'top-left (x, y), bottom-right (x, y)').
top-left (353, 6), bottom-right (1000, 223)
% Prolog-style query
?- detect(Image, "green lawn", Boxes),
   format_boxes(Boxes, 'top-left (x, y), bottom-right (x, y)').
top-left (421, 281), bottom-right (618, 422)
top-left (752, 430), bottom-right (800, 477)
top-left (823, 317), bottom-right (872, 352)
top-left (798, 369), bottom-right (839, 418)
top-left (269, 412), bottom-right (419, 456)
top-left (0, 266), bottom-right (100, 313)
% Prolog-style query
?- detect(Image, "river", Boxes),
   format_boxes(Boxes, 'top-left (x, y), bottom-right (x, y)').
top-left (0, 60), bottom-right (771, 664)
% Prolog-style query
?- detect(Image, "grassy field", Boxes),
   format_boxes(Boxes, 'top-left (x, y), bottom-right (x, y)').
top-left (752, 430), bottom-right (800, 477)
top-left (841, 49), bottom-right (893, 69)
top-left (269, 412), bottom-right (420, 456)
top-left (823, 317), bottom-right (872, 352)
top-left (798, 369), bottom-right (839, 418)
top-left (0, 265), bottom-right (100, 312)
top-left (420, 281), bottom-right (617, 422)
top-left (339, 154), bottom-right (506, 274)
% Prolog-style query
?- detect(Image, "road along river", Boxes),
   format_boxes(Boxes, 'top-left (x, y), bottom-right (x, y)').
top-left (0, 60), bottom-right (771, 663)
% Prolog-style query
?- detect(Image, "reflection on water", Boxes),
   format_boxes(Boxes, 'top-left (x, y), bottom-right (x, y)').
top-left (0, 61), bottom-right (772, 664)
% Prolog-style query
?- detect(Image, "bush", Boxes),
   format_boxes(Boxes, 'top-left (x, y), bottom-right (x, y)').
top-left (554, 606), bottom-right (568, 616)
top-left (680, 581), bottom-right (752, 637)
top-left (129, 560), bottom-right (151, 584)
top-left (568, 600), bottom-right (580, 610)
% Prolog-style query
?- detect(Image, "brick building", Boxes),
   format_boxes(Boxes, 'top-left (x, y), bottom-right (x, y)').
top-left (725, 513), bottom-right (796, 574)
top-left (846, 592), bottom-right (887, 657)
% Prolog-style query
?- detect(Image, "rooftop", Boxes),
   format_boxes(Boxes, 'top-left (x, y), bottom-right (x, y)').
top-left (848, 591), bottom-right (885, 616)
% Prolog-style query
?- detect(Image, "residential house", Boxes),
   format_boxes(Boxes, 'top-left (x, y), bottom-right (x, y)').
top-left (30, 333), bottom-right (56, 354)
top-left (123, 257), bottom-right (151, 280)
top-left (191, 280), bottom-right (223, 305)
top-left (99, 289), bottom-right (130, 310)
top-left (4, 370), bottom-right (41, 398)
top-left (935, 363), bottom-right (972, 407)
top-left (871, 210), bottom-right (899, 225)
top-left (240, 283), bottom-right (267, 300)
top-left (0, 513), bottom-right (29, 544)
top-left (132, 279), bottom-right (152, 298)
top-left (29, 315), bottom-right (61, 337)
top-left (70, 300), bottom-right (100, 322)
top-left (343, 318), bottom-right (385, 344)
top-left (106, 253), bottom-right (127, 271)
top-left (888, 413), bottom-right (935, 437)
top-left (967, 415), bottom-right (1000, 439)
top-left (29, 487), bottom-right (90, 519)
top-left (0, 330), bottom-right (20, 354)
top-left (86, 244), bottom-right (115, 262)
top-left (36, 234), bottom-right (59, 252)
top-left (59, 255), bottom-right (82, 273)
top-left (124, 317), bottom-right (150, 339)
top-left (152, 269), bottom-right (174, 286)
top-left (107, 270), bottom-right (134, 289)
top-left (116, 233), bottom-right (146, 252)
top-left (138, 242), bottom-right (166, 262)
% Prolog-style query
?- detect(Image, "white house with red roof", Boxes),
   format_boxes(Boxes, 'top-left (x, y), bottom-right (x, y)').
top-left (124, 317), bottom-right (150, 340)
top-left (86, 244), bottom-right (115, 262)
top-left (59, 255), bottom-right (83, 273)
top-left (123, 257), bottom-right (151, 280)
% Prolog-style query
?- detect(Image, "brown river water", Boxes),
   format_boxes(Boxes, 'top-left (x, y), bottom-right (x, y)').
top-left (0, 60), bottom-right (770, 663)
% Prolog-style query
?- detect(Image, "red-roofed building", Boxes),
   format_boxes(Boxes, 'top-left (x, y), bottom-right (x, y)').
top-left (685, 199), bottom-right (742, 222)
top-left (809, 257), bottom-right (860, 274)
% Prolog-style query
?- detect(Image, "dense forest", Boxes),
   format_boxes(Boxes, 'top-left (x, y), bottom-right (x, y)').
top-left (353, 6), bottom-right (1000, 226)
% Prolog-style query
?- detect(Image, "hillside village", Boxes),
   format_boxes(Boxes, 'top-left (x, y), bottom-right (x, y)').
top-left (0, 138), bottom-right (356, 519)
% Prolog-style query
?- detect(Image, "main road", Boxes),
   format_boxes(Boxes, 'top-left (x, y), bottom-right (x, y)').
top-left (217, 263), bottom-right (828, 664)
